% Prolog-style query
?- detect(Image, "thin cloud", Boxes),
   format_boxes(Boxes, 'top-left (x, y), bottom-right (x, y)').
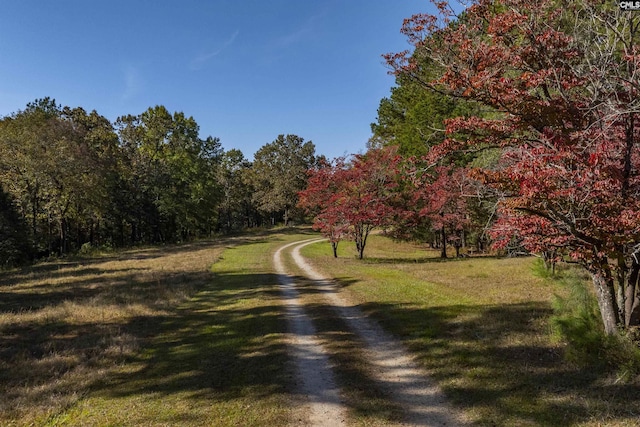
top-left (190, 30), bottom-right (239, 70)
top-left (121, 64), bottom-right (141, 101)
top-left (276, 26), bottom-right (312, 48)
top-left (273, 10), bottom-right (326, 48)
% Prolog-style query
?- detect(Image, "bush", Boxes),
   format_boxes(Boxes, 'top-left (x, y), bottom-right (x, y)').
top-left (76, 242), bottom-right (114, 258)
top-left (79, 242), bottom-right (94, 255)
top-left (550, 266), bottom-right (640, 380)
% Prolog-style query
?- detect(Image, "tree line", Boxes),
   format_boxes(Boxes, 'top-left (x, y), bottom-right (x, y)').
top-left (299, 0), bottom-right (640, 338)
top-left (3, 0), bottom-right (638, 340)
top-left (0, 98), bottom-right (317, 265)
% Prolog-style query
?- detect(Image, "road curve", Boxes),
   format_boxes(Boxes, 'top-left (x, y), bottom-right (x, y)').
top-left (275, 237), bottom-right (467, 426)
top-left (273, 239), bottom-right (347, 426)
top-left (290, 239), bottom-right (467, 427)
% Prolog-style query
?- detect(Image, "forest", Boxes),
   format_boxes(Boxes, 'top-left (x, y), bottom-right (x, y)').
top-left (2, 0), bottom-right (640, 342)
top-left (0, 100), bottom-right (317, 262)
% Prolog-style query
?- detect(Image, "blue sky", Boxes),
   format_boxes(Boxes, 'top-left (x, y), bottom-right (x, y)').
top-left (0, 1), bottom-right (429, 159)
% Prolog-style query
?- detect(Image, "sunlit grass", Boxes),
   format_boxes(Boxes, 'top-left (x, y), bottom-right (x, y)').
top-left (4, 229), bottom-right (638, 426)
top-left (0, 232), bottom-right (309, 426)
top-left (301, 234), bottom-right (640, 426)
top-left (0, 244), bottom-right (217, 425)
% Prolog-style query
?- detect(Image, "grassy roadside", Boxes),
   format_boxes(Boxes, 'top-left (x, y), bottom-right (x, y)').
top-left (300, 235), bottom-right (640, 426)
top-left (0, 230), bottom-right (309, 426)
top-left (4, 228), bottom-right (638, 426)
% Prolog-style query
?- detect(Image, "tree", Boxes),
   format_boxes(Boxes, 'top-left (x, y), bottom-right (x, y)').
top-left (217, 149), bottom-right (258, 232)
top-left (300, 148), bottom-right (401, 259)
top-left (385, 159), bottom-right (477, 258)
top-left (370, 72), bottom-right (478, 157)
top-left (0, 186), bottom-right (32, 266)
top-left (59, 106), bottom-right (121, 249)
top-left (250, 134), bottom-right (316, 226)
top-left (418, 166), bottom-right (472, 258)
top-left (0, 99), bottom-right (120, 255)
top-left (114, 106), bottom-right (222, 243)
top-left (0, 99), bottom-right (226, 256)
top-left (0, 98), bottom-right (56, 252)
top-left (388, 0), bottom-right (640, 334)
top-left (371, 58), bottom-right (490, 249)
top-left (299, 158), bottom-right (350, 257)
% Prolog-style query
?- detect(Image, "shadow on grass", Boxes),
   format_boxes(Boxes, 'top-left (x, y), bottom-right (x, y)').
top-left (0, 235), bottom-right (282, 287)
top-left (356, 300), bottom-right (640, 425)
top-left (101, 277), bottom-right (291, 401)
top-left (9, 230), bottom-right (637, 425)
top-left (0, 237), bottom-right (301, 424)
top-left (362, 254), bottom-right (504, 265)
top-left (0, 268), bottom-right (157, 313)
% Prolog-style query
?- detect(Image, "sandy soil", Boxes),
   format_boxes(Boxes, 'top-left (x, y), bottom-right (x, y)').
top-left (274, 238), bottom-right (468, 426)
top-left (273, 240), bottom-right (348, 426)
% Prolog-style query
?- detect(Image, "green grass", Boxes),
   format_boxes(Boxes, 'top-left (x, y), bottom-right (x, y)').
top-left (301, 235), bottom-right (640, 426)
top-left (3, 228), bottom-right (639, 426)
top-left (0, 230), bottom-right (313, 426)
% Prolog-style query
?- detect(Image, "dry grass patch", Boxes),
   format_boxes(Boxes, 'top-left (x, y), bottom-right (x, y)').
top-left (301, 235), bottom-right (640, 426)
top-left (0, 241), bottom-right (223, 425)
top-left (0, 232), bottom-right (306, 426)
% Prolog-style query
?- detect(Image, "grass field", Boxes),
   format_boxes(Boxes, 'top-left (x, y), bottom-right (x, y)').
top-left (0, 231), bottom-right (313, 426)
top-left (1, 229), bottom-right (639, 426)
top-left (300, 235), bottom-right (640, 426)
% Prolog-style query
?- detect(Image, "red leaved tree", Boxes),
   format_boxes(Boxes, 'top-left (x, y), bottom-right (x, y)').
top-left (420, 166), bottom-right (472, 258)
top-left (387, 0), bottom-right (640, 334)
top-left (298, 157), bottom-right (349, 257)
top-left (299, 148), bottom-right (402, 259)
top-left (391, 162), bottom-right (473, 258)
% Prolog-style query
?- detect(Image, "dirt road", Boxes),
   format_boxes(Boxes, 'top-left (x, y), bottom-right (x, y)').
top-left (273, 239), bottom-right (347, 426)
top-left (274, 238), bottom-right (467, 426)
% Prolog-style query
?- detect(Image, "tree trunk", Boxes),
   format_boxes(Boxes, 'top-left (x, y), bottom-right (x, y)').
top-left (356, 236), bottom-right (364, 260)
top-left (131, 221), bottom-right (137, 244)
top-left (354, 224), bottom-right (370, 260)
top-left (590, 267), bottom-right (620, 335)
top-left (542, 250), bottom-right (557, 274)
top-left (48, 214), bottom-right (53, 255)
top-left (626, 250), bottom-right (640, 327)
top-left (31, 185), bottom-right (38, 248)
top-left (331, 241), bottom-right (338, 258)
top-left (59, 217), bottom-right (67, 255)
top-left (440, 225), bottom-right (447, 259)
top-left (616, 253), bottom-right (627, 326)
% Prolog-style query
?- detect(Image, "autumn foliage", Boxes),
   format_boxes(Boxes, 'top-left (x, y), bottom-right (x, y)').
top-left (417, 166), bottom-right (472, 258)
top-left (387, 0), bottom-right (640, 334)
top-left (299, 148), bottom-right (401, 259)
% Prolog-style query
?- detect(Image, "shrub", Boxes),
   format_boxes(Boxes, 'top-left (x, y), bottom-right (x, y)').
top-left (550, 265), bottom-right (640, 380)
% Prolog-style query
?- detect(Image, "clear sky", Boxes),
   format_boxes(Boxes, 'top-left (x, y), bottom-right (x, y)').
top-left (0, 1), bottom-right (429, 160)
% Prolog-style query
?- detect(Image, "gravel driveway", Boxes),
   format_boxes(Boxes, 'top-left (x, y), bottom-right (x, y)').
top-left (273, 238), bottom-right (467, 426)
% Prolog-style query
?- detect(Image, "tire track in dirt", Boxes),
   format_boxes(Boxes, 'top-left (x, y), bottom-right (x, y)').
top-left (273, 239), bottom-right (347, 426)
top-left (281, 238), bottom-right (468, 426)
